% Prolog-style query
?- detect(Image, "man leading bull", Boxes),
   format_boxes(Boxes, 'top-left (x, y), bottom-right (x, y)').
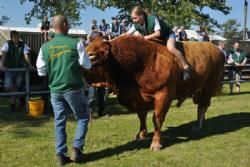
top-left (125, 6), bottom-right (192, 81)
top-left (36, 15), bottom-right (91, 166)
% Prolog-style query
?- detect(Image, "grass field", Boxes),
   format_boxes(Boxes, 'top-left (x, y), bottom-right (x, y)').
top-left (0, 83), bottom-right (250, 167)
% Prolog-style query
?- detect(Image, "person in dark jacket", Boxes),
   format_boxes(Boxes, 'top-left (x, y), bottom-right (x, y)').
top-left (0, 30), bottom-right (34, 112)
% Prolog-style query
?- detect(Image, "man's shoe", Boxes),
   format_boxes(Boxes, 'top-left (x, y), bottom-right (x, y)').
top-left (183, 65), bottom-right (192, 81)
top-left (57, 154), bottom-right (72, 166)
top-left (71, 147), bottom-right (85, 163)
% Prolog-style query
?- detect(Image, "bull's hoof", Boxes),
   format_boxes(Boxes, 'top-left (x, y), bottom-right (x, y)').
top-left (135, 130), bottom-right (147, 141)
top-left (150, 143), bottom-right (162, 152)
top-left (190, 125), bottom-right (201, 134)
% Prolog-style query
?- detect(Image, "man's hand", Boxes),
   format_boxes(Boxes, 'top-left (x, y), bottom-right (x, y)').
top-left (235, 62), bottom-right (241, 66)
top-left (29, 65), bottom-right (36, 71)
top-left (134, 31), bottom-right (143, 37)
top-left (144, 35), bottom-right (151, 40)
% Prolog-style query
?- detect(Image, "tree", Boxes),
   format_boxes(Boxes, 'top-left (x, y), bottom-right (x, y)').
top-left (0, 15), bottom-right (9, 26)
top-left (20, 0), bottom-right (87, 26)
top-left (85, 0), bottom-right (231, 29)
top-left (21, 0), bottom-right (231, 30)
top-left (221, 19), bottom-right (241, 40)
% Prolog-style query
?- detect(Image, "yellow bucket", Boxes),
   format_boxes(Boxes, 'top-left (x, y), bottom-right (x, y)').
top-left (28, 99), bottom-right (45, 117)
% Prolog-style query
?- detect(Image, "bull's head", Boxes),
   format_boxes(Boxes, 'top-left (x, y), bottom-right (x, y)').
top-left (85, 37), bottom-right (111, 66)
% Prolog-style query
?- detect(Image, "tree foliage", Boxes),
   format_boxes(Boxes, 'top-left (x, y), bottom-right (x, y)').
top-left (221, 19), bottom-right (241, 41)
top-left (86, 0), bottom-right (231, 29)
top-left (20, 0), bottom-right (87, 26)
top-left (20, 0), bottom-right (231, 30)
top-left (0, 15), bottom-right (9, 26)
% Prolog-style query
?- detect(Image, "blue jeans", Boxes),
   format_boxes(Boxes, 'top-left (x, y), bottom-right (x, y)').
top-left (4, 71), bottom-right (24, 89)
top-left (50, 88), bottom-right (90, 156)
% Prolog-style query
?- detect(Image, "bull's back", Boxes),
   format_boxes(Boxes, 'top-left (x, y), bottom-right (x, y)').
top-left (177, 42), bottom-right (224, 94)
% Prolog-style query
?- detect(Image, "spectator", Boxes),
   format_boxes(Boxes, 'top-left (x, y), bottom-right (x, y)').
top-left (125, 6), bottom-right (192, 81)
top-left (0, 30), bottom-right (34, 112)
top-left (91, 19), bottom-right (98, 32)
top-left (110, 17), bottom-right (120, 38)
top-left (40, 16), bottom-right (51, 41)
top-left (196, 26), bottom-right (209, 41)
top-left (218, 41), bottom-right (227, 62)
top-left (178, 26), bottom-right (188, 41)
top-left (36, 15), bottom-right (91, 166)
top-left (90, 24), bottom-right (99, 39)
top-left (47, 31), bottom-right (55, 41)
top-left (227, 42), bottom-right (247, 94)
top-left (99, 19), bottom-right (111, 39)
top-left (119, 19), bottom-right (130, 35)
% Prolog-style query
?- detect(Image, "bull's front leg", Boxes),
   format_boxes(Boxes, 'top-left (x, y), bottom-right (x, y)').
top-left (136, 111), bottom-right (148, 140)
top-left (151, 89), bottom-right (173, 151)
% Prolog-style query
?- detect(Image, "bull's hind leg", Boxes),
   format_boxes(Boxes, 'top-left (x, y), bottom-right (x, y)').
top-left (151, 89), bottom-right (173, 151)
top-left (136, 111), bottom-right (148, 140)
top-left (191, 91), bottom-right (212, 133)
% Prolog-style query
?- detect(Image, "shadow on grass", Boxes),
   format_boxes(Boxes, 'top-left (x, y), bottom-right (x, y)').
top-left (85, 112), bottom-right (250, 163)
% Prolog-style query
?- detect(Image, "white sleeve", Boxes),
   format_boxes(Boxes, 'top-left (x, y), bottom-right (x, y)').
top-left (23, 44), bottom-right (30, 54)
top-left (227, 54), bottom-right (234, 64)
top-left (126, 25), bottom-right (137, 35)
top-left (242, 56), bottom-right (247, 65)
top-left (154, 17), bottom-right (161, 32)
top-left (1, 42), bottom-right (9, 52)
top-left (77, 42), bottom-right (91, 70)
top-left (36, 48), bottom-right (47, 76)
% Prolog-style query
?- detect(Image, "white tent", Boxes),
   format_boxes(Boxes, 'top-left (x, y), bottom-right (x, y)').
top-left (209, 34), bottom-right (227, 41)
top-left (184, 29), bottom-right (199, 40)
top-left (184, 29), bottom-right (227, 41)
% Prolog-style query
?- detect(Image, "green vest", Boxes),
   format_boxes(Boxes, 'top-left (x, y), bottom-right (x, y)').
top-left (4, 40), bottom-right (25, 68)
top-left (231, 51), bottom-right (246, 64)
top-left (41, 33), bottom-right (83, 92)
top-left (134, 15), bottom-right (171, 39)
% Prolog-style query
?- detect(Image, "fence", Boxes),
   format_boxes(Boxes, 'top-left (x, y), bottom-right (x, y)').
top-left (0, 68), bottom-right (49, 113)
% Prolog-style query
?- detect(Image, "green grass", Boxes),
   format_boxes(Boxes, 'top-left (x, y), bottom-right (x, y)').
top-left (1, 83), bottom-right (250, 167)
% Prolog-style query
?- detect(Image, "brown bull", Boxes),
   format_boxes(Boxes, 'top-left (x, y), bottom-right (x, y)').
top-left (85, 36), bottom-right (224, 151)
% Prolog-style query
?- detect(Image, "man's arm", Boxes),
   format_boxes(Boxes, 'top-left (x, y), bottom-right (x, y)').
top-left (241, 55), bottom-right (247, 66)
top-left (227, 53), bottom-right (234, 64)
top-left (23, 44), bottom-right (35, 69)
top-left (77, 42), bottom-right (91, 70)
top-left (36, 48), bottom-right (47, 76)
top-left (0, 42), bottom-right (9, 69)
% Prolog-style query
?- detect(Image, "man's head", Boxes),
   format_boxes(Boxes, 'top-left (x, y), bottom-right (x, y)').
top-left (52, 15), bottom-right (70, 34)
top-left (10, 31), bottom-right (20, 44)
top-left (233, 42), bottom-right (240, 52)
top-left (92, 19), bottom-right (97, 25)
top-left (131, 6), bottom-right (145, 25)
top-left (112, 17), bottom-right (118, 24)
top-left (218, 41), bottom-right (225, 49)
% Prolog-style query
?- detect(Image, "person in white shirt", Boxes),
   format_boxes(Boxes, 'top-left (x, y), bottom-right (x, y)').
top-left (227, 42), bottom-right (247, 94)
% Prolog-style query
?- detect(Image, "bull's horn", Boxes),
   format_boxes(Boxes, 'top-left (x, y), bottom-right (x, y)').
top-left (89, 55), bottom-right (96, 60)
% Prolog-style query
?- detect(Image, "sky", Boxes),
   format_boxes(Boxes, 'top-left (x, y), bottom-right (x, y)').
top-left (0, 0), bottom-right (249, 34)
